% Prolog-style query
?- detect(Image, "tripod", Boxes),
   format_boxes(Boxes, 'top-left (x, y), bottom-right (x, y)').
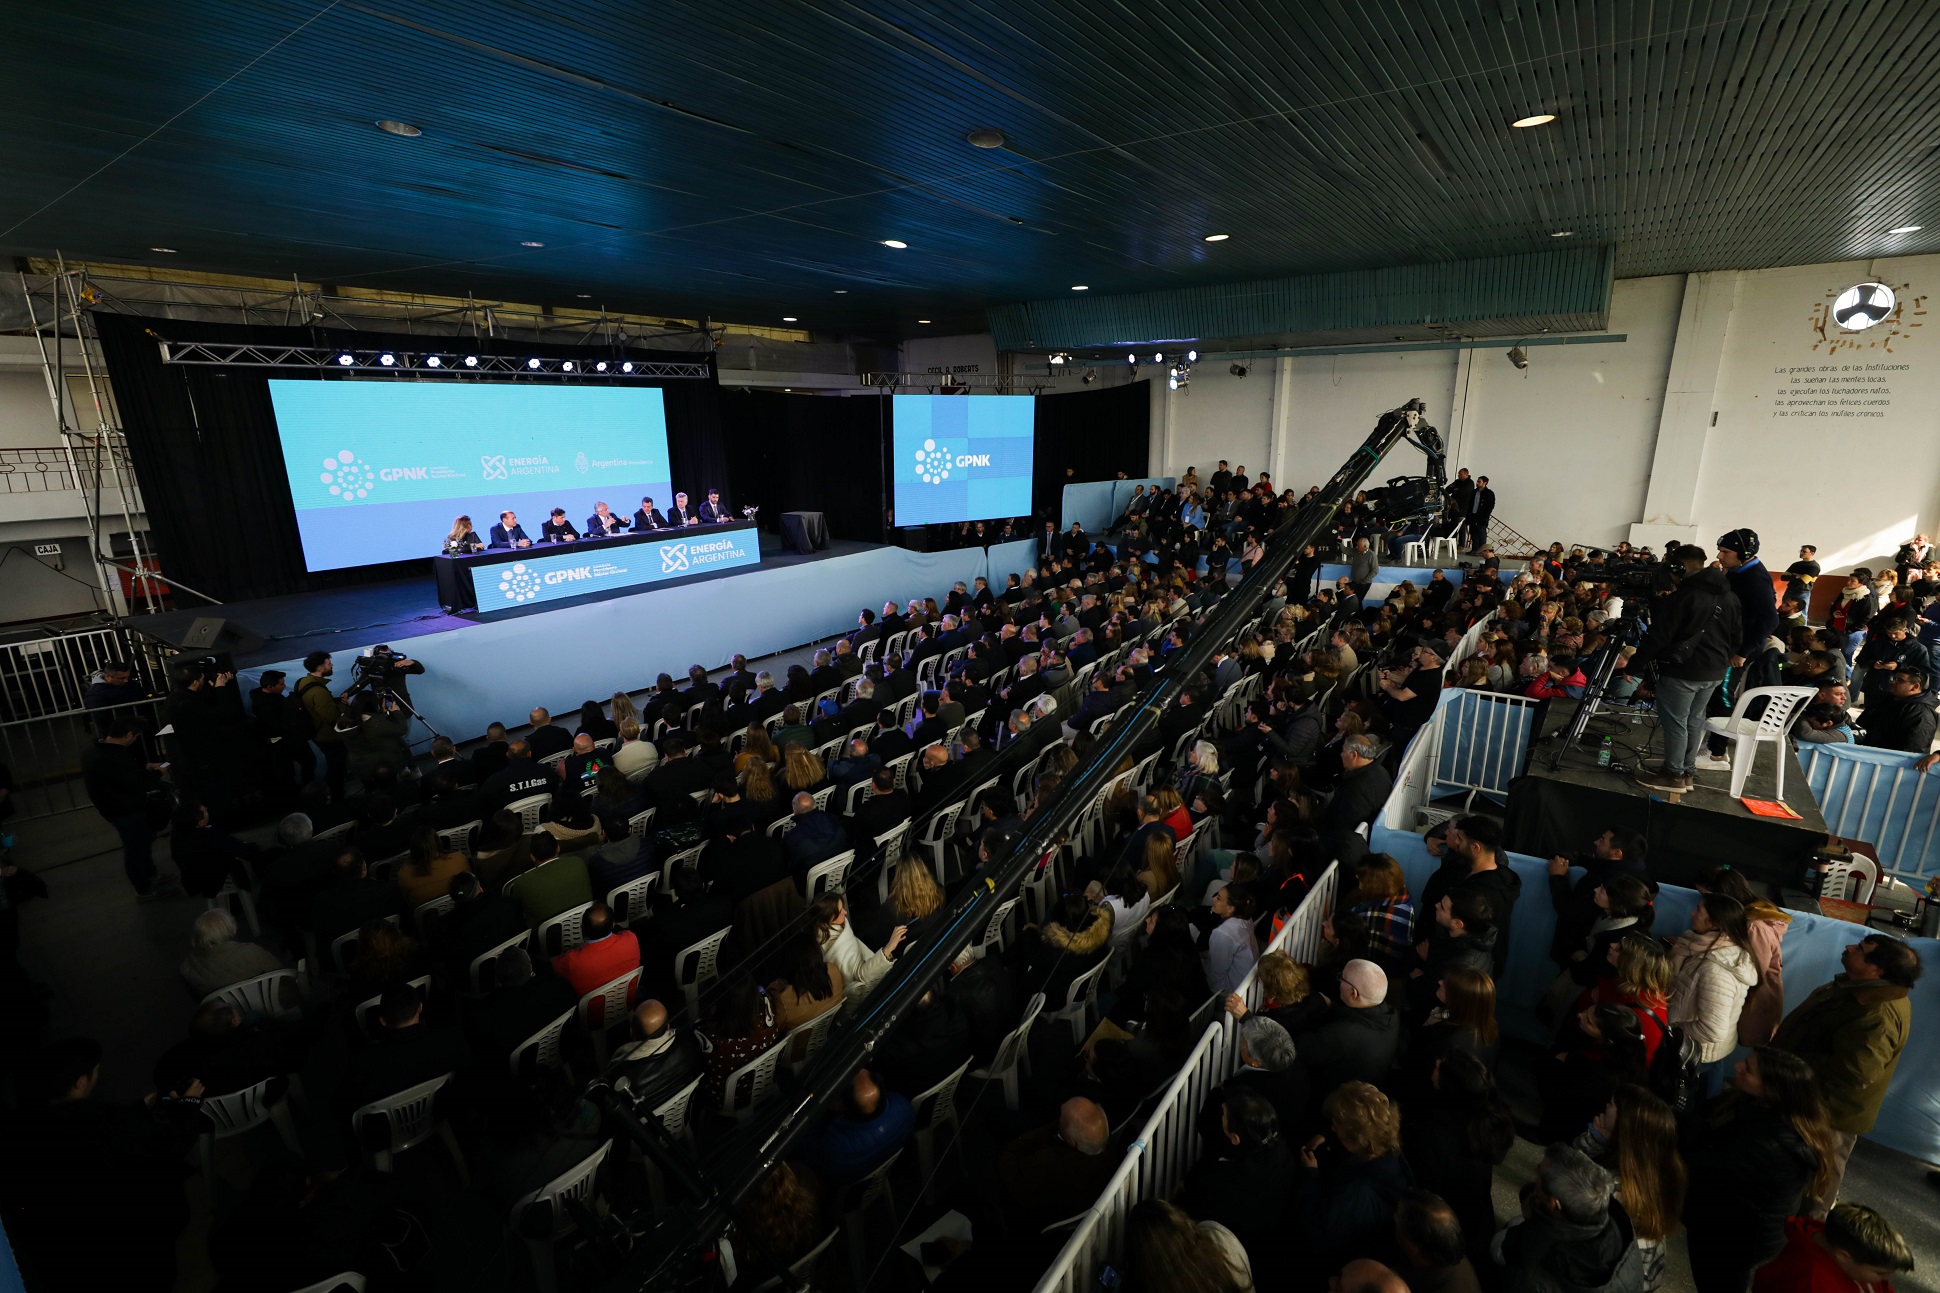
top-left (1545, 614), bottom-right (1651, 772)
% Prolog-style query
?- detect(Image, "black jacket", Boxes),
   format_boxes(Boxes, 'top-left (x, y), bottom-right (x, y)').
top-left (1859, 690), bottom-right (1940, 753)
top-left (1684, 1098), bottom-right (1818, 1264)
top-left (1320, 761), bottom-right (1392, 862)
top-left (1177, 1139), bottom-right (1296, 1261)
top-left (1626, 567), bottom-right (1739, 683)
top-left (1498, 1200), bottom-right (1644, 1293)
top-left (81, 739), bottom-right (158, 819)
top-left (1546, 858), bottom-right (1657, 966)
top-left (1299, 1000), bottom-right (1401, 1092)
top-left (1724, 557), bottom-right (1779, 661)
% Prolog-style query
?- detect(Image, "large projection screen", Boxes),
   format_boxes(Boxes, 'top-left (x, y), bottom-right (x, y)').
top-left (891, 393), bottom-right (1035, 525)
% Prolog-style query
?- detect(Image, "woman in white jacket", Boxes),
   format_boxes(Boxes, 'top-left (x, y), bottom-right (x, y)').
top-left (812, 893), bottom-right (905, 1005)
top-left (1667, 893), bottom-right (1760, 1068)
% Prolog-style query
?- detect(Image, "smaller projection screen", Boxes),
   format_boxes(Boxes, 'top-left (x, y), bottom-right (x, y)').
top-left (891, 393), bottom-right (1036, 525)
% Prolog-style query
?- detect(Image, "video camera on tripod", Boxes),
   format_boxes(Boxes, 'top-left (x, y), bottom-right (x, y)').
top-left (343, 644), bottom-right (424, 701)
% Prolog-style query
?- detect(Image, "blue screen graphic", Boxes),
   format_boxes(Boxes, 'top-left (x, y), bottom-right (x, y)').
top-left (891, 394), bottom-right (1035, 525)
top-left (475, 529), bottom-right (761, 614)
top-left (268, 380), bottom-right (674, 571)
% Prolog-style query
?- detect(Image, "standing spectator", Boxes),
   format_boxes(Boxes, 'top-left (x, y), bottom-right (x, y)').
top-left (1404, 1050), bottom-right (1514, 1275)
top-left (81, 715), bottom-right (178, 900)
top-left (1752, 1204), bottom-right (1915, 1293)
top-left (1349, 538), bottom-right (1380, 600)
top-left (1299, 960), bottom-right (1402, 1094)
top-left (1545, 831), bottom-right (1654, 973)
top-left (1492, 1142), bottom-right (1644, 1293)
top-left (1768, 935), bottom-right (1920, 1214)
top-left (1417, 814), bottom-right (1521, 977)
top-left (1123, 1198), bottom-right (1254, 1293)
top-left (1666, 892), bottom-right (1760, 1074)
top-left (1623, 544), bottom-right (1740, 792)
top-left (1178, 1086), bottom-right (1295, 1262)
top-left (1828, 570), bottom-right (1877, 665)
top-left (1570, 1085), bottom-right (1686, 1291)
top-left (1345, 853), bottom-right (1417, 971)
top-left (1685, 1047), bottom-right (1841, 1293)
top-left (1293, 1082), bottom-right (1414, 1276)
top-left (1391, 1190), bottom-right (1485, 1293)
top-left (1692, 864), bottom-right (1791, 1045)
top-left (1464, 476), bottom-right (1495, 552)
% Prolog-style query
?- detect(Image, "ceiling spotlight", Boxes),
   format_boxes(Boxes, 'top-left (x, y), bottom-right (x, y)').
top-left (1511, 113), bottom-right (1556, 127)
top-left (149, 246), bottom-right (178, 254)
top-left (1072, 285), bottom-right (1089, 291)
top-left (425, 355), bottom-right (442, 368)
top-left (1186, 349), bottom-right (1198, 362)
top-left (378, 352), bottom-right (396, 366)
top-left (966, 128), bottom-right (1007, 149)
top-left (882, 239), bottom-right (908, 249)
top-left (1550, 230), bottom-right (1574, 237)
top-left (520, 240), bottom-right (544, 247)
top-left (1229, 362), bottom-right (1249, 377)
top-left (1202, 233), bottom-right (1230, 242)
top-left (562, 360), bottom-right (575, 372)
top-left (526, 358), bottom-right (542, 370)
top-left (1082, 369), bottom-right (1098, 385)
top-left (782, 316), bottom-right (798, 322)
top-left (463, 355), bottom-right (479, 368)
top-left (1048, 352), bottom-right (1071, 366)
top-left (336, 353), bottom-right (354, 366)
top-left (576, 293), bottom-right (591, 299)
top-left (621, 361), bottom-right (634, 373)
top-left (375, 119), bottom-right (422, 137)
top-left (917, 319), bottom-right (931, 324)
top-left (1152, 352), bottom-right (1163, 363)
top-left (595, 361), bottom-right (608, 372)
top-left (1506, 345), bottom-right (1530, 369)
top-left (1126, 354), bottom-right (1138, 366)
top-left (1887, 225), bottom-right (1923, 234)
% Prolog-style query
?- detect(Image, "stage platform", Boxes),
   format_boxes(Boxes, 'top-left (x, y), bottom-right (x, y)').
top-left (139, 535), bottom-right (1044, 744)
top-left (1502, 698), bottom-right (1828, 888)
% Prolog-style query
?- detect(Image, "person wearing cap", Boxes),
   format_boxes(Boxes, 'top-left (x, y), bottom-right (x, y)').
top-left (1296, 958), bottom-right (1400, 1096)
top-left (1623, 545), bottom-right (1741, 794)
top-left (1377, 640), bottom-right (1446, 745)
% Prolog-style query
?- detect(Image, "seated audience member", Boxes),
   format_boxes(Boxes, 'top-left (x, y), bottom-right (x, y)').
top-left (812, 893), bottom-right (903, 1004)
top-left (1391, 1190), bottom-right (1485, 1293)
top-left (550, 903), bottom-right (640, 1017)
top-left (1179, 1086), bottom-right (1295, 1262)
top-left (640, 869), bottom-right (734, 1003)
top-left (1492, 1142), bottom-right (1644, 1293)
top-left (169, 801), bottom-right (260, 898)
top-left (525, 708), bottom-right (572, 760)
top-left (344, 918), bottom-right (427, 1007)
top-left (697, 974), bottom-right (782, 1112)
top-left (1752, 1202), bottom-right (1915, 1293)
top-left (471, 810), bottom-right (533, 893)
top-left (1082, 989), bottom-right (1193, 1123)
top-left (395, 825), bottom-right (470, 911)
top-left (1008, 892), bottom-right (1113, 1007)
top-left (607, 999), bottom-right (706, 1114)
top-left (1124, 1197), bottom-right (1255, 1293)
top-left (432, 871), bottom-right (528, 988)
top-left (1299, 959), bottom-right (1401, 1093)
top-left (995, 1097), bottom-right (1116, 1230)
top-left (1294, 1082), bottom-right (1414, 1275)
top-left (540, 787), bottom-right (605, 853)
top-left (152, 1000), bottom-right (294, 1098)
top-left (731, 1162), bottom-right (827, 1275)
top-left (309, 846), bottom-right (404, 958)
top-left (945, 944), bottom-right (1017, 1064)
top-left (795, 1067), bottom-right (915, 1190)
top-left (463, 947), bottom-right (578, 1075)
top-left (342, 981), bottom-right (473, 1110)
top-left (854, 854), bottom-right (943, 953)
top-left (506, 832), bottom-right (592, 933)
top-left (179, 908), bottom-right (284, 1000)
top-left (769, 936), bottom-right (845, 1059)
top-left (611, 719), bottom-right (660, 780)
top-left (781, 791), bottom-right (848, 886)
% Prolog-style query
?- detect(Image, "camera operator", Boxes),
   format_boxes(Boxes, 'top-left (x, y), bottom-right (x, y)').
top-left (339, 691), bottom-right (412, 791)
top-left (1619, 544), bottom-right (1740, 794)
top-left (350, 645), bottom-right (425, 706)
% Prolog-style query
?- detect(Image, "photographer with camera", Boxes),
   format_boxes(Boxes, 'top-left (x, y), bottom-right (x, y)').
top-left (1619, 545), bottom-right (1741, 794)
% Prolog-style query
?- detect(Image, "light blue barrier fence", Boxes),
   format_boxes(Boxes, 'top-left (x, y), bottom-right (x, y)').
top-left (245, 542), bottom-right (1000, 743)
top-left (1369, 822), bottom-right (1940, 1163)
top-left (1060, 476), bottom-right (1174, 533)
top-left (1801, 744), bottom-right (1940, 880)
top-left (985, 537), bottom-right (1042, 590)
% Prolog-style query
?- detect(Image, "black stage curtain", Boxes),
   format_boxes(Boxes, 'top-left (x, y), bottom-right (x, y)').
top-left (94, 314), bottom-right (727, 602)
top-left (719, 390), bottom-right (887, 543)
top-left (1032, 378), bottom-right (1152, 519)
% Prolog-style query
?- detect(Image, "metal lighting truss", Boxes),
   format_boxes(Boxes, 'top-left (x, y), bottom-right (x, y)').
top-left (860, 370), bottom-right (1016, 390)
top-left (153, 339), bottom-right (712, 379)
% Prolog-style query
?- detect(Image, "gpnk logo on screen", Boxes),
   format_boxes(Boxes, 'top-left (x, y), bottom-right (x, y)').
top-left (913, 438), bottom-right (991, 485)
top-left (318, 448), bottom-right (466, 503)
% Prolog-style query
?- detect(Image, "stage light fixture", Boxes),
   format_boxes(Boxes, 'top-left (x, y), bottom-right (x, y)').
top-left (378, 352), bottom-right (396, 366)
top-left (882, 239), bottom-right (908, 249)
top-left (1126, 354), bottom-right (1138, 366)
top-left (782, 316), bottom-right (798, 322)
top-left (1082, 369), bottom-right (1098, 384)
top-left (621, 361), bottom-right (635, 373)
top-left (595, 360), bottom-right (608, 372)
top-left (1506, 345), bottom-right (1529, 369)
top-left (562, 360), bottom-right (575, 371)
top-left (1186, 349), bottom-right (1198, 362)
top-left (967, 128), bottom-right (1006, 149)
top-left (1229, 362), bottom-right (1248, 377)
top-left (1550, 230), bottom-right (1574, 237)
top-left (149, 246), bottom-right (178, 254)
top-left (1048, 352), bottom-right (1070, 366)
top-left (336, 353), bottom-right (354, 366)
top-left (1072, 284), bottom-right (1089, 291)
top-left (1152, 352), bottom-right (1163, 363)
top-left (576, 293), bottom-right (591, 299)
top-left (463, 355), bottom-right (479, 368)
top-left (917, 319), bottom-right (931, 324)
top-left (425, 355), bottom-right (441, 368)
top-left (526, 358), bottom-right (542, 369)
top-left (834, 289), bottom-right (848, 294)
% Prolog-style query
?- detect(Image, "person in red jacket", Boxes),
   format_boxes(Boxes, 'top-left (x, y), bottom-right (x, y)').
top-left (550, 903), bottom-right (640, 1025)
top-left (1753, 1204), bottom-right (1913, 1293)
top-left (1525, 650), bottom-right (1589, 701)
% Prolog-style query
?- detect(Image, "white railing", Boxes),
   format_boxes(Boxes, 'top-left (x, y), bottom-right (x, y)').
top-left (1035, 862), bottom-right (1340, 1293)
top-left (1431, 687), bottom-right (1539, 805)
top-left (1442, 609), bottom-right (1496, 680)
top-left (1799, 746), bottom-right (1940, 880)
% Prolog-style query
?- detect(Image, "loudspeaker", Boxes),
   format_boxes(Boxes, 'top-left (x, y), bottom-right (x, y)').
top-left (158, 616), bottom-right (265, 655)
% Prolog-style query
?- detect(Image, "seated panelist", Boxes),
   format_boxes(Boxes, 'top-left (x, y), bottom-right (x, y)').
top-left (541, 508), bottom-right (580, 542)
top-left (632, 496), bottom-right (667, 531)
top-left (586, 501), bottom-right (630, 537)
top-left (667, 492), bottom-right (695, 527)
top-left (444, 514), bottom-right (485, 555)
top-left (699, 487), bottom-right (732, 524)
top-left (490, 510), bottom-right (532, 549)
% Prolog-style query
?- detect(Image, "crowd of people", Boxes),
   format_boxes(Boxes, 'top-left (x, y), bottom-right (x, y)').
top-left (5, 471), bottom-right (1932, 1293)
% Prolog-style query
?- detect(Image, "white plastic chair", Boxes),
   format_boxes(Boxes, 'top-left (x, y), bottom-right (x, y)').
top-left (286, 1276), bottom-right (366, 1293)
top-left (676, 927), bottom-right (732, 1020)
top-left (535, 901), bottom-right (595, 958)
top-left (969, 992), bottom-right (1043, 1110)
top-left (606, 873), bottom-right (658, 928)
top-left (436, 820), bottom-right (481, 855)
top-left (353, 975), bottom-right (431, 1039)
top-left (198, 1075), bottom-right (301, 1179)
top-left (917, 801), bottom-right (967, 885)
top-left (1050, 951), bottom-right (1113, 1047)
top-left (910, 1057), bottom-right (971, 1202)
top-left (626, 808), bottom-right (657, 839)
top-left (839, 1148), bottom-right (904, 1290)
top-left (510, 1008), bottom-right (576, 1079)
top-left (468, 929), bottom-right (531, 992)
top-left (977, 895), bottom-right (1021, 958)
top-left (578, 967), bottom-right (642, 1068)
top-left (201, 968), bottom-right (302, 1021)
top-left (506, 793), bottom-right (551, 834)
top-left (1822, 853), bottom-right (1881, 905)
top-left (640, 1073), bottom-right (704, 1208)
top-left (746, 1226), bottom-right (840, 1292)
top-left (719, 1042), bottom-right (784, 1121)
top-left (660, 841), bottom-right (707, 889)
top-left (207, 880), bottom-right (261, 937)
top-left (512, 1140), bottom-right (611, 1293)
top-left (804, 850), bottom-right (855, 900)
top-left (781, 1004), bottom-right (841, 1074)
top-left (1702, 685), bottom-right (1818, 798)
top-left (413, 894), bottom-right (455, 935)
top-left (539, 750), bottom-right (572, 771)
top-left (349, 1072), bottom-right (467, 1179)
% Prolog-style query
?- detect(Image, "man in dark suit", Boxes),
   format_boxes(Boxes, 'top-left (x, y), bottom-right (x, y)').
top-left (341, 982), bottom-right (473, 1110)
top-left (845, 608), bottom-right (879, 652)
top-left (849, 768), bottom-right (909, 850)
top-left (742, 673), bottom-right (791, 725)
top-left (1465, 475), bottom-right (1495, 552)
top-left (908, 692), bottom-right (952, 749)
top-left (632, 496), bottom-right (668, 531)
top-left (781, 793), bottom-right (848, 887)
top-left (643, 735), bottom-right (714, 821)
top-left (639, 869), bottom-right (733, 1001)
top-left (699, 487), bottom-right (732, 524)
top-left (1320, 734), bottom-right (1393, 865)
top-left (719, 655), bottom-right (758, 709)
top-left (807, 650), bottom-right (844, 697)
top-left (469, 722), bottom-right (511, 782)
top-left (817, 681), bottom-right (876, 742)
top-left (667, 492), bottom-right (695, 526)
top-left (878, 656), bottom-right (918, 705)
top-left (706, 818), bottom-right (791, 903)
top-left (1068, 671), bottom-right (1120, 737)
top-left (489, 510), bottom-right (531, 548)
top-left (827, 737), bottom-right (880, 794)
top-left (309, 846), bottom-right (404, 950)
top-left (481, 740), bottom-right (554, 815)
top-left (1445, 468), bottom-right (1476, 517)
top-left (678, 665), bottom-right (719, 717)
top-left (869, 712), bottom-right (914, 764)
top-left (525, 708), bottom-right (573, 760)
top-left (433, 872), bottom-right (529, 988)
top-left (832, 639), bottom-right (865, 680)
top-left (464, 947), bottom-right (579, 1075)
top-left (585, 502), bottom-right (631, 537)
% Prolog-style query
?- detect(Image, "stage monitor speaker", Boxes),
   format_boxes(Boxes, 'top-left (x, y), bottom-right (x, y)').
top-left (161, 616), bottom-right (265, 655)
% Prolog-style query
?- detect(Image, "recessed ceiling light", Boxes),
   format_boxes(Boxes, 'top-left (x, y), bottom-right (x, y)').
top-left (1550, 230), bottom-right (1574, 237)
top-left (882, 239), bottom-right (908, 249)
top-left (782, 316), bottom-right (798, 322)
top-left (917, 319), bottom-right (931, 324)
top-left (1887, 225), bottom-right (1923, 234)
top-left (1202, 233), bottom-right (1230, 242)
top-left (967, 128), bottom-right (1006, 149)
top-left (149, 246), bottom-right (177, 254)
top-left (375, 119), bottom-right (422, 137)
top-left (1072, 285), bottom-right (1089, 291)
top-left (834, 289), bottom-right (848, 294)
top-left (576, 293), bottom-right (591, 298)
top-left (1512, 113), bottom-right (1556, 127)
top-left (520, 240), bottom-right (544, 247)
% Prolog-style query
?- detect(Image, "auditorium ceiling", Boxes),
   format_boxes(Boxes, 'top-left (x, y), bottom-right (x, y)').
top-left (2, 0), bottom-right (1936, 339)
